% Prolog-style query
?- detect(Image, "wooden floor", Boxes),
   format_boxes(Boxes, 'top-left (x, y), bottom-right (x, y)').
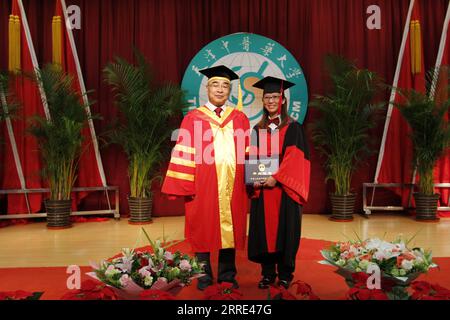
top-left (1, 214), bottom-right (450, 268)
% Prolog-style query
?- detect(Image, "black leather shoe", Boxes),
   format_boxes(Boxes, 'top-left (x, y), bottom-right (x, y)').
top-left (277, 279), bottom-right (291, 289)
top-left (258, 277), bottom-right (276, 289)
top-left (197, 276), bottom-right (213, 291)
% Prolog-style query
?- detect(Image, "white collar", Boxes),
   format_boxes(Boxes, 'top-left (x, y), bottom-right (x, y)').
top-left (206, 101), bottom-right (226, 112)
top-left (268, 114), bottom-right (281, 120)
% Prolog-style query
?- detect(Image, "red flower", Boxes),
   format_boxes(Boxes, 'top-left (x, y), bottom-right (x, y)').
top-left (0, 290), bottom-right (38, 300)
top-left (140, 289), bottom-right (176, 300)
top-left (411, 281), bottom-right (432, 294)
top-left (61, 280), bottom-right (118, 300)
top-left (268, 285), bottom-right (297, 300)
top-left (411, 281), bottom-right (450, 300)
top-left (291, 280), bottom-right (320, 300)
top-left (351, 272), bottom-right (370, 286)
top-left (347, 287), bottom-right (388, 300)
top-left (203, 283), bottom-right (243, 300)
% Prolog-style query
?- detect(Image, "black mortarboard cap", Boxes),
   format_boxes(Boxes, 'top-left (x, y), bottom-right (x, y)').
top-left (252, 76), bottom-right (295, 94)
top-left (199, 65), bottom-right (239, 81)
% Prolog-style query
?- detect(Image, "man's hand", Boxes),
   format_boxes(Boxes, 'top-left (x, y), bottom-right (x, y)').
top-left (263, 176), bottom-right (277, 188)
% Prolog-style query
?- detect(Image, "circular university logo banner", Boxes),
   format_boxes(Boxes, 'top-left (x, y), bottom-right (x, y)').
top-left (181, 32), bottom-right (308, 128)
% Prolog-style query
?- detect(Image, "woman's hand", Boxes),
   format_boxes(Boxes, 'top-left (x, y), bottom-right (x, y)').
top-left (253, 181), bottom-right (263, 189)
top-left (263, 176), bottom-right (277, 188)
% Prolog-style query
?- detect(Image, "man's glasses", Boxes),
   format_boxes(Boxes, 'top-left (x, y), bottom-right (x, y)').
top-left (263, 95), bottom-right (282, 102)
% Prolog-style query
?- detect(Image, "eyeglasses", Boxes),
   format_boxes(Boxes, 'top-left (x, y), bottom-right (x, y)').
top-left (209, 82), bottom-right (230, 90)
top-left (263, 95), bottom-right (282, 102)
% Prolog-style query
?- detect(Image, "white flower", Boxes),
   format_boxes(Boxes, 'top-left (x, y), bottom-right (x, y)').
top-left (401, 259), bottom-right (414, 271)
top-left (144, 276), bottom-right (153, 287)
top-left (365, 238), bottom-right (383, 250)
top-left (414, 256), bottom-right (424, 266)
top-left (119, 274), bottom-right (130, 287)
top-left (373, 251), bottom-right (386, 261)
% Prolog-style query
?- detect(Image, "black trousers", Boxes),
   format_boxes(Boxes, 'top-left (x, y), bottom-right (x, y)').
top-left (196, 249), bottom-right (237, 282)
top-left (260, 253), bottom-right (295, 282)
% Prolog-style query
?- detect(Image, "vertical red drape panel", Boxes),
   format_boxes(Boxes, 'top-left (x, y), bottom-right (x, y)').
top-left (0, 0), bottom-right (448, 216)
top-left (1, 0), bottom-right (47, 214)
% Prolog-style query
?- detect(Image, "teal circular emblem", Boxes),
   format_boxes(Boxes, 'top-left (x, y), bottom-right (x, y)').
top-left (181, 32), bottom-right (308, 127)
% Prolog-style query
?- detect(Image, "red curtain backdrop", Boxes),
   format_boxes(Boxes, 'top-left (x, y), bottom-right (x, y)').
top-left (0, 0), bottom-right (448, 216)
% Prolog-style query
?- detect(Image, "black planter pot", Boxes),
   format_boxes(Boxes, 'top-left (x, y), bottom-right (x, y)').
top-left (45, 199), bottom-right (72, 229)
top-left (128, 195), bottom-right (153, 224)
top-left (330, 193), bottom-right (356, 222)
top-left (414, 193), bottom-right (440, 222)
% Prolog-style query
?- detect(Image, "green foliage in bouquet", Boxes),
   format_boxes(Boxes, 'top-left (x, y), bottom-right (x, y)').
top-left (394, 67), bottom-right (450, 195)
top-left (103, 50), bottom-right (185, 198)
top-left (28, 64), bottom-right (92, 200)
top-left (310, 55), bottom-right (384, 195)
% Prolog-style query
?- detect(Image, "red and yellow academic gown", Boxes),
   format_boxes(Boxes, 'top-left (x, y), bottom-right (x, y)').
top-left (248, 119), bottom-right (310, 266)
top-left (162, 106), bottom-right (250, 252)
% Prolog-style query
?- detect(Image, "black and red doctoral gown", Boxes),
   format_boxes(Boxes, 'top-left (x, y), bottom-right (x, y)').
top-left (248, 119), bottom-right (311, 266)
top-left (161, 106), bottom-right (250, 253)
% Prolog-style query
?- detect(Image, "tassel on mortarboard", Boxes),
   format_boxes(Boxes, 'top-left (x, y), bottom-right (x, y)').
top-left (236, 82), bottom-right (243, 111)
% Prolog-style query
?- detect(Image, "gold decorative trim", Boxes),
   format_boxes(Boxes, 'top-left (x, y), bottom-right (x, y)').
top-left (207, 76), bottom-right (231, 84)
top-left (170, 157), bottom-right (196, 168)
top-left (166, 170), bottom-right (195, 182)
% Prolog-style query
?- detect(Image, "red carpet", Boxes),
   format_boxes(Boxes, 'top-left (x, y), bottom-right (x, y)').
top-left (1, 238), bottom-right (450, 300)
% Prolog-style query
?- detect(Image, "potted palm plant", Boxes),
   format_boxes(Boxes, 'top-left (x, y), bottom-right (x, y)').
top-left (395, 69), bottom-right (450, 221)
top-left (28, 64), bottom-right (91, 229)
top-left (310, 55), bottom-right (384, 221)
top-left (103, 51), bottom-right (185, 224)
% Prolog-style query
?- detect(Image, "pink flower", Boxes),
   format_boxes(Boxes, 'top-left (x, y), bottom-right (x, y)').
top-left (179, 259), bottom-right (192, 272)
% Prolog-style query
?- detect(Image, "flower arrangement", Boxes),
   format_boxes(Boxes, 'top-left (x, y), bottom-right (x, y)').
top-left (88, 228), bottom-right (204, 299)
top-left (321, 237), bottom-right (437, 283)
top-left (320, 237), bottom-right (438, 299)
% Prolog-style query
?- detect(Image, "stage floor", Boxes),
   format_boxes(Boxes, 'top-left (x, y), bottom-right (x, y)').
top-left (1, 213), bottom-right (450, 268)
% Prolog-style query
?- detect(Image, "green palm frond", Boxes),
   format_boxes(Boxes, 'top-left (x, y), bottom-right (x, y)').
top-left (103, 51), bottom-right (185, 198)
top-left (395, 66), bottom-right (450, 195)
top-left (27, 64), bottom-right (91, 200)
top-left (0, 71), bottom-right (19, 122)
top-left (309, 55), bottom-right (385, 195)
